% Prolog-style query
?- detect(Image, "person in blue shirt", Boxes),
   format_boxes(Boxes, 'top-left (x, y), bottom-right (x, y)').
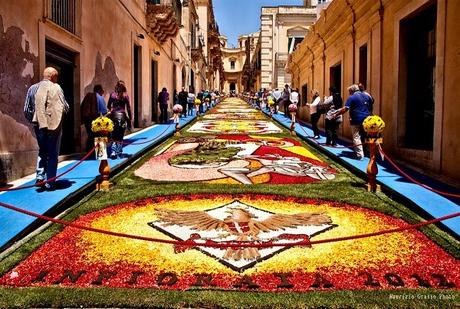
top-left (95, 85), bottom-right (108, 116)
top-left (80, 84), bottom-right (107, 154)
top-left (332, 84), bottom-right (370, 160)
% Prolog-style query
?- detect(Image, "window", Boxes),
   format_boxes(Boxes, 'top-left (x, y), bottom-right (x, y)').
top-left (288, 37), bottom-right (304, 54)
top-left (50, 0), bottom-right (76, 33)
top-left (230, 60), bottom-right (235, 70)
top-left (399, 1), bottom-right (436, 150)
top-left (191, 24), bottom-right (196, 49)
top-left (359, 44), bottom-right (368, 88)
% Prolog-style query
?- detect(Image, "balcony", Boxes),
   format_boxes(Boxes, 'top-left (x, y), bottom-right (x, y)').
top-left (275, 52), bottom-right (289, 67)
top-left (191, 41), bottom-right (206, 63)
top-left (146, 0), bottom-right (181, 43)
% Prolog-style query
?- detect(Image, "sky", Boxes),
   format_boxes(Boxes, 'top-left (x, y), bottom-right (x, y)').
top-left (213, 0), bottom-right (303, 48)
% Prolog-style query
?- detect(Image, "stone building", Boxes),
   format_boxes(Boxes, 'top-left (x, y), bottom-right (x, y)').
top-left (260, 5), bottom-right (316, 90)
top-left (289, 0), bottom-right (460, 185)
top-left (0, 0), bottom-right (223, 183)
top-left (220, 35), bottom-right (246, 94)
top-left (241, 31), bottom-right (262, 92)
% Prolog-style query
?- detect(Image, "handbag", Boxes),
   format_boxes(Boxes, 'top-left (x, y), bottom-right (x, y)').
top-left (317, 102), bottom-right (331, 114)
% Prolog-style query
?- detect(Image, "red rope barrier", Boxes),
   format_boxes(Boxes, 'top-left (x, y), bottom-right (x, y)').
top-left (378, 145), bottom-right (460, 199)
top-left (0, 201), bottom-right (458, 248)
top-left (0, 147), bottom-right (96, 192)
top-left (1, 123), bottom-right (175, 192)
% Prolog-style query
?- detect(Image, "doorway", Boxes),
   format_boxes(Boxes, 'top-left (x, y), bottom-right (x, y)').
top-left (151, 60), bottom-right (158, 122)
top-left (230, 82), bottom-right (236, 91)
top-left (359, 44), bottom-right (368, 88)
top-left (301, 84), bottom-right (308, 106)
top-left (45, 39), bottom-right (76, 155)
top-left (182, 67), bottom-right (187, 88)
top-left (190, 69), bottom-right (195, 92)
top-left (399, 1), bottom-right (436, 150)
top-left (329, 63), bottom-right (342, 95)
top-left (133, 45), bottom-right (141, 128)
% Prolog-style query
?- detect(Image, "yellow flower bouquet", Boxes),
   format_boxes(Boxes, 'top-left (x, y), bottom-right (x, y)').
top-left (91, 116), bottom-right (114, 135)
top-left (194, 98), bottom-right (202, 105)
top-left (363, 115), bottom-right (385, 134)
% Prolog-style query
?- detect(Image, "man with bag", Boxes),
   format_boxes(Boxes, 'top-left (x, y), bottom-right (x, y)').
top-left (332, 84), bottom-right (370, 160)
top-left (24, 67), bottom-right (69, 190)
top-left (80, 84), bottom-right (107, 153)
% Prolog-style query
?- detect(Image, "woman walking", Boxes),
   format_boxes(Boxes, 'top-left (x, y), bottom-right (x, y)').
top-left (158, 87), bottom-right (170, 123)
top-left (108, 80), bottom-right (132, 159)
top-left (306, 90), bottom-right (321, 139)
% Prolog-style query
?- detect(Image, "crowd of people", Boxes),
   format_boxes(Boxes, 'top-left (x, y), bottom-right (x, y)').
top-left (23, 66), bottom-right (373, 191)
top-left (23, 67), bottom-right (226, 190)
top-left (241, 82), bottom-right (374, 160)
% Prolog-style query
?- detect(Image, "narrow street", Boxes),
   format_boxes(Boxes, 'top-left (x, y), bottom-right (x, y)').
top-left (0, 98), bottom-right (458, 307)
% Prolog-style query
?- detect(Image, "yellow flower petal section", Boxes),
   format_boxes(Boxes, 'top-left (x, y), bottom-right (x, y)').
top-left (78, 197), bottom-right (420, 275)
top-left (248, 135), bottom-right (281, 140)
top-left (284, 146), bottom-right (320, 161)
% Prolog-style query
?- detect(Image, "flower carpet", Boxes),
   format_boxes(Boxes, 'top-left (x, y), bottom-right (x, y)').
top-left (1, 194), bottom-right (458, 291)
top-left (134, 135), bottom-right (336, 184)
top-left (1, 98), bottom-right (458, 307)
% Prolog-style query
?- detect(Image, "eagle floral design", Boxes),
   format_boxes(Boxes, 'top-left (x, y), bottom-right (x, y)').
top-left (154, 206), bottom-right (332, 261)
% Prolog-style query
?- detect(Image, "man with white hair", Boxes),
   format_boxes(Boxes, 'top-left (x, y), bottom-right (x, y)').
top-left (333, 84), bottom-right (370, 160)
top-left (24, 67), bottom-right (69, 190)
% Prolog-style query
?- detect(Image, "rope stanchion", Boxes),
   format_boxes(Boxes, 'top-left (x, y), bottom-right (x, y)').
top-left (0, 146), bottom-right (96, 192)
top-left (378, 145), bottom-right (460, 199)
top-left (0, 200), bottom-right (458, 249)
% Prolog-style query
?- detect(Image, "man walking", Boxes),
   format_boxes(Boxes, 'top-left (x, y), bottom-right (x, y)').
top-left (272, 88), bottom-right (282, 114)
top-left (333, 84), bottom-right (370, 160)
top-left (281, 84), bottom-right (291, 116)
top-left (80, 84), bottom-right (107, 153)
top-left (178, 87), bottom-right (188, 117)
top-left (24, 67), bottom-right (69, 190)
top-left (158, 87), bottom-right (170, 123)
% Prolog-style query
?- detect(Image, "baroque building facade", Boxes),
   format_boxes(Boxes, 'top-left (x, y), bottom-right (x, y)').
top-left (259, 5), bottom-right (316, 90)
top-left (289, 0), bottom-right (460, 184)
top-left (0, 0), bottom-right (223, 183)
top-left (220, 35), bottom-right (246, 94)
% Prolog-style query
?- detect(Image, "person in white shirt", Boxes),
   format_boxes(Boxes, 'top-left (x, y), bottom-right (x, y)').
top-left (290, 88), bottom-right (299, 107)
top-left (187, 87), bottom-right (196, 116)
top-left (272, 88), bottom-right (282, 114)
top-left (306, 90), bottom-right (321, 138)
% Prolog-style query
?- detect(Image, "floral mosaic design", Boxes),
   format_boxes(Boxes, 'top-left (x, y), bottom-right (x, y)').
top-left (1, 194), bottom-right (458, 291)
top-left (135, 135), bottom-right (336, 184)
top-left (203, 113), bottom-right (266, 120)
top-left (187, 120), bottom-right (282, 134)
